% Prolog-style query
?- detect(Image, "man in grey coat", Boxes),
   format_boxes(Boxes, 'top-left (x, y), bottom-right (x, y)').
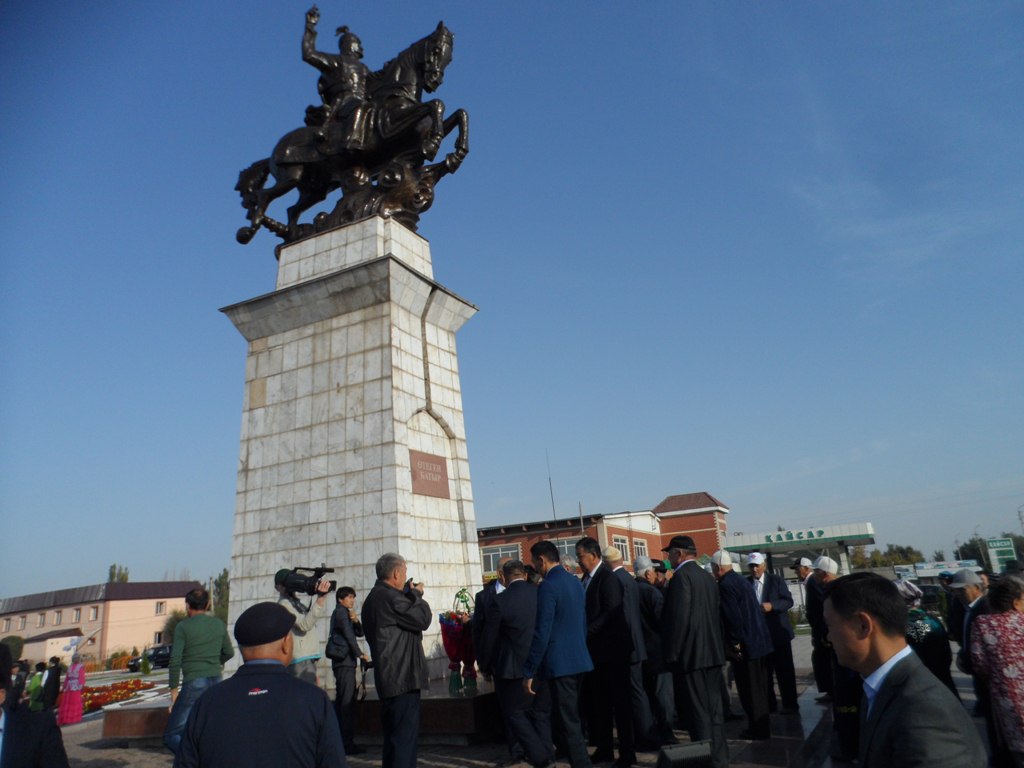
top-left (824, 572), bottom-right (985, 768)
top-left (361, 553), bottom-right (432, 768)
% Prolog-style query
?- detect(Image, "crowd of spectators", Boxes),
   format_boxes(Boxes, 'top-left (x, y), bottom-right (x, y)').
top-left (5, 548), bottom-right (1021, 768)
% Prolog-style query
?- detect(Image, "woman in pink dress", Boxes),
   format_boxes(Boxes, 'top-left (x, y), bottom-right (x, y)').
top-left (971, 574), bottom-right (1024, 768)
top-left (57, 654), bottom-right (86, 725)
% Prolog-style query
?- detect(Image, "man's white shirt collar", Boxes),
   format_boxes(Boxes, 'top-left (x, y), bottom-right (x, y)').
top-left (862, 645), bottom-right (914, 716)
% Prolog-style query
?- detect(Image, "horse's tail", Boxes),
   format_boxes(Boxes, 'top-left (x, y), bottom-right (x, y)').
top-left (236, 159), bottom-right (271, 210)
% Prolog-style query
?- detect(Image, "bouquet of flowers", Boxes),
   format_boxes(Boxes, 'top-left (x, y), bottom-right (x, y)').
top-left (438, 587), bottom-right (477, 695)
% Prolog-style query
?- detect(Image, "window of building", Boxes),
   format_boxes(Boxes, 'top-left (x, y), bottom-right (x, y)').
top-left (481, 544), bottom-right (520, 574)
top-left (612, 535), bottom-right (629, 561)
top-left (633, 539), bottom-right (648, 560)
top-left (552, 538), bottom-right (578, 559)
top-left (155, 601), bottom-right (167, 616)
top-left (89, 606), bottom-right (99, 621)
top-left (53, 610), bottom-right (62, 626)
top-left (72, 608), bottom-right (81, 623)
top-left (1, 618), bottom-right (9, 633)
top-left (18, 616), bottom-right (26, 630)
top-left (154, 631), bottom-right (163, 645)
top-left (36, 613), bottom-right (46, 628)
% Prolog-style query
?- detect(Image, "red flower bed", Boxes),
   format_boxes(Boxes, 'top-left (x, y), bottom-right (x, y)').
top-left (81, 678), bottom-right (156, 713)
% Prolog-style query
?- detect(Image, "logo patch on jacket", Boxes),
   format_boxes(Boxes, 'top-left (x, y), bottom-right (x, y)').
top-left (248, 687), bottom-right (269, 696)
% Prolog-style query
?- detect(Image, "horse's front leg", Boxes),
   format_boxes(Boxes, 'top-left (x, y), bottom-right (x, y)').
top-left (442, 109), bottom-right (469, 159)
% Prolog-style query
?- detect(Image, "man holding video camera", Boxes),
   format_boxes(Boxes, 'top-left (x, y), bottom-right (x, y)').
top-left (361, 552), bottom-right (432, 768)
top-left (275, 568), bottom-right (333, 684)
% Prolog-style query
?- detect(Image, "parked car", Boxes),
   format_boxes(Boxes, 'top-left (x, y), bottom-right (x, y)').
top-left (148, 645), bottom-right (173, 669)
top-left (127, 645), bottom-right (173, 672)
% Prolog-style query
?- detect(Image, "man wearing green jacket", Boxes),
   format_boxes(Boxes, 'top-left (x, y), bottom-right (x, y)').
top-left (163, 587), bottom-right (234, 754)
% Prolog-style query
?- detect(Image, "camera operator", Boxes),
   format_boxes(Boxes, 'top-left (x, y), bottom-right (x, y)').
top-left (275, 569), bottom-right (332, 684)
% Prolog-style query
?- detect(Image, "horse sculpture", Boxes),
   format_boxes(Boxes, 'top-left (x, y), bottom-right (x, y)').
top-left (236, 15), bottom-right (469, 245)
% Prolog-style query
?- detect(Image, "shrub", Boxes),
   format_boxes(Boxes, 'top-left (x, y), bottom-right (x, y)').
top-left (1, 635), bottom-right (25, 660)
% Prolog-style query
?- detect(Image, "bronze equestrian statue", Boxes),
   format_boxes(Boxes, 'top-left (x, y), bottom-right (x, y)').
top-left (236, 5), bottom-right (469, 245)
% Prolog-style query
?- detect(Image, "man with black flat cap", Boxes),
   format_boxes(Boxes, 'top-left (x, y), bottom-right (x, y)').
top-left (660, 535), bottom-right (727, 768)
top-left (174, 602), bottom-right (347, 768)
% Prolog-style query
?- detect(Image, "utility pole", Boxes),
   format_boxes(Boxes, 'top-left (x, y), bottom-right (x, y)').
top-left (546, 449), bottom-right (557, 522)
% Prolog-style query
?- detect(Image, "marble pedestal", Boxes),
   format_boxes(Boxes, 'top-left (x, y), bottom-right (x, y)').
top-left (221, 217), bottom-right (481, 680)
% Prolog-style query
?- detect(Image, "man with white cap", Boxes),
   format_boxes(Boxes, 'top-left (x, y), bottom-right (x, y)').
top-left (746, 553), bottom-right (798, 714)
top-left (813, 556), bottom-right (859, 762)
top-left (803, 556), bottom-right (831, 703)
top-left (710, 550), bottom-right (772, 740)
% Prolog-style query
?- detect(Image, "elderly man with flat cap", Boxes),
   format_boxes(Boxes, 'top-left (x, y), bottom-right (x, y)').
top-left (174, 602), bottom-right (346, 768)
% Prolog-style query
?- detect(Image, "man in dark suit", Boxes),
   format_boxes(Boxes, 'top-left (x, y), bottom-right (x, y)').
top-left (473, 557), bottom-right (522, 764)
top-left (0, 645), bottom-right (70, 768)
top-left (175, 601), bottom-right (346, 768)
top-left (577, 536), bottom-right (635, 767)
top-left (949, 568), bottom-right (996, 755)
top-left (746, 552), bottom-right (798, 713)
top-left (603, 546), bottom-right (658, 751)
top-left (798, 556), bottom-right (832, 702)
top-left (823, 572), bottom-right (985, 768)
top-left (711, 550), bottom-right (773, 741)
top-left (481, 559), bottom-right (554, 768)
top-left (660, 535), bottom-right (727, 768)
top-left (40, 658), bottom-right (61, 712)
top-left (633, 556), bottom-right (676, 746)
top-left (523, 540), bottom-right (594, 768)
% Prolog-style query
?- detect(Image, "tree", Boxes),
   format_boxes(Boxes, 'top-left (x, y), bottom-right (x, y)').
top-left (849, 545), bottom-right (870, 569)
top-left (212, 568), bottom-right (230, 624)
top-left (849, 543), bottom-right (925, 569)
top-left (1, 635), bottom-right (25, 660)
top-left (881, 543), bottom-right (924, 565)
top-left (107, 563), bottom-right (130, 583)
top-left (933, 550), bottom-right (946, 562)
top-left (162, 610), bottom-right (187, 643)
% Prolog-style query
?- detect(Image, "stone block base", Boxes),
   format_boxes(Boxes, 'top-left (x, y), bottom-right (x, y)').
top-left (354, 683), bottom-right (502, 745)
top-left (101, 703), bottom-right (169, 740)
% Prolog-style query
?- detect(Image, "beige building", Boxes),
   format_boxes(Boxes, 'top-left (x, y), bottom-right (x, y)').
top-left (0, 581), bottom-right (200, 663)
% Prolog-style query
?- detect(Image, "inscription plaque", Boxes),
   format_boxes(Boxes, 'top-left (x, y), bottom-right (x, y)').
top-left (410, 449), bottom-right (450, 499)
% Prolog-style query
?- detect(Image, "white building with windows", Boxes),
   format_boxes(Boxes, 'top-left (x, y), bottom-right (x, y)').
top-left (0, 581), bottom-right (201, 664)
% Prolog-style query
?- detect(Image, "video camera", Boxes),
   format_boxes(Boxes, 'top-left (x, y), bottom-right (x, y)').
top-left (278, 564), bottom-right (337, 595)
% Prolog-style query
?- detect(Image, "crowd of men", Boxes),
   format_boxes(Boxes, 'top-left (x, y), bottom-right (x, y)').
top-left (467, 536), bottom-right (806, 768)
top-left (1, 544), bottom-right (998, 768)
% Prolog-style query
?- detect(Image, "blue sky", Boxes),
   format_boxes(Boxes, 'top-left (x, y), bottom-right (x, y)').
top-left (2, 2), bottom-right (1022, 597)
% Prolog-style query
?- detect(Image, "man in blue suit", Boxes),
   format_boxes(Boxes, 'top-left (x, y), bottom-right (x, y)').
top-left (523, 540), bottom-right (594, 768)
top-left (711, 550), bottom-right (773, 741)
top-left (481, 560), bottom-right (554, 768)
top-left (746, 552), bottom-right (798, 713)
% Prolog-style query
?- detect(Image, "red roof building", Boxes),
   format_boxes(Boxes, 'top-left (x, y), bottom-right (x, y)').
top-left (476, 492), bottom-right (729, 578)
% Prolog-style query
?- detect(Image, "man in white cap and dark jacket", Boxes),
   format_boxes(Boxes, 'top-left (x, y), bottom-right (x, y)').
top-left (746, 552), bottom-right (798, 714)
top-left (814, 556), bottom-right (859, 762)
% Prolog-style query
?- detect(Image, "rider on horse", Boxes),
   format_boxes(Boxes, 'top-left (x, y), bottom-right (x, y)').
top-left (302, 5), bottom-right (373, 154)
